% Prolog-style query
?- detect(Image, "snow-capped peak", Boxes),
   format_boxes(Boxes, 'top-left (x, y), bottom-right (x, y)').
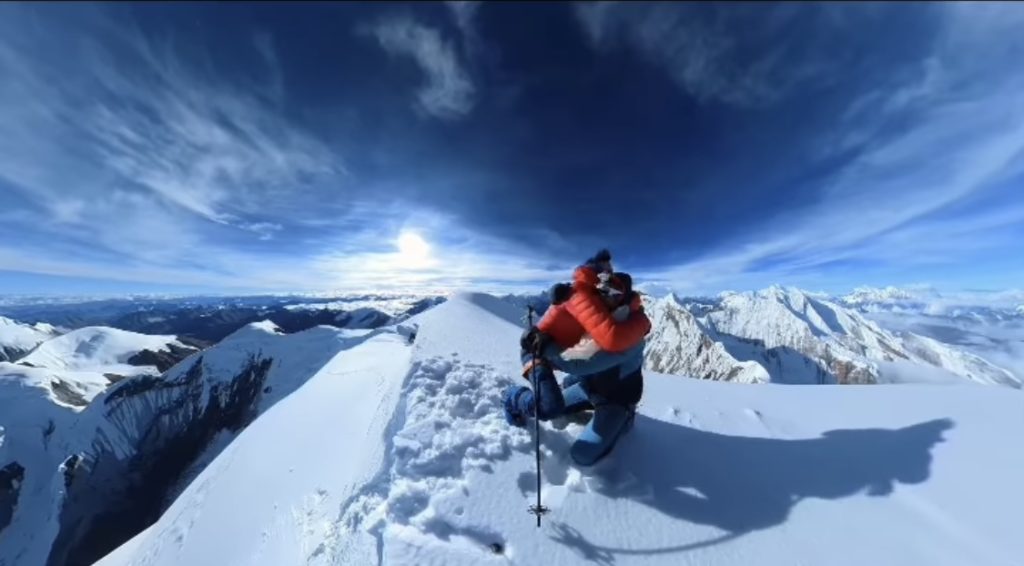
top-left (19, 327), bottom-right (190, 372)
top-left (843, 286), bottom-right (922, 304)
top-left (220, 320), bottom-right (284, 345)
top-left (0, 316), bottom-right (60, 362)
top-left (642, 286), bottom-right (1019, 387)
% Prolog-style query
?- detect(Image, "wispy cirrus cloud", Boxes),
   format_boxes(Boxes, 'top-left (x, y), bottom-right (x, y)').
top-left (366, 15), bottom-right (476, 119)
top-left (574, 2), bottom-right (835, 107)
top-left (630, 3), bottom-right (1024, 294)
top-left (0, 7), bottom-right (345, 280)
top-left (2, 3), bottom-right (1021, 297)
top-left (446, 1), bottom-right (482, 56)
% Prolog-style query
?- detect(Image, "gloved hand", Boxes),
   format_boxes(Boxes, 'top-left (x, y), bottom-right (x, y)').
top-left (549, 282), bottom-right (572, 305)
top-left (520, 326), bottom-right (551, 354)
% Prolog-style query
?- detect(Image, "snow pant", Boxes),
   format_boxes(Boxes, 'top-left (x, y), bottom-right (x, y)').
top-left (508, 360), bottom-right (637, 466)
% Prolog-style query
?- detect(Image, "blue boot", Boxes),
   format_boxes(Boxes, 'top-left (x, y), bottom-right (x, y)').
top-left (502, 385), bottom-right (531, 428)
top-left (570, 404), bottom-right (636, 466)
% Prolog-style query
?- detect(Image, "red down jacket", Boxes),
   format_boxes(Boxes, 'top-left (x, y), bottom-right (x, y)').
top-left (537, 265), bottom-right (650, 353)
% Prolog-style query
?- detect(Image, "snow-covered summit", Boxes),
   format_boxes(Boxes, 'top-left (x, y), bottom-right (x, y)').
top-left (20, 326), bottom-right (192, 374)
top-left (0, 316), bottom-right (59, 362)
top-left (90, 292), bottom-right (1024, 566)
top-left (842, 285), bottom-right (932, 305)
top-left (0, 326), bottom-right (202, 411)
top-left (643, 295), bottom-right (769, 383)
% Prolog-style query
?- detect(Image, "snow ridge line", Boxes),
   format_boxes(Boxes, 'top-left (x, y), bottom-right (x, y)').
top-left (315, 359), bottom-right (422, 565)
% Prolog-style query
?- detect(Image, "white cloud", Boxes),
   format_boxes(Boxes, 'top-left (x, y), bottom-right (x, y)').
top-left (637, 4), bottom-right (1024, 293)
top-left (573, 3), bottom-right (806, 107)
top-left (446, 1), bottom-right (481, 44)
top-left (369, 17), bottom-right (475, 119)
top-left (0, 11), bottom-right (342, 275)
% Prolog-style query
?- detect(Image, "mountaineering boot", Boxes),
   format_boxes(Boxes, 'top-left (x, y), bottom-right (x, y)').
top-left (569, 404), bottom-right (635, 466)
top-left (502, 385), bottom-right (530, 428)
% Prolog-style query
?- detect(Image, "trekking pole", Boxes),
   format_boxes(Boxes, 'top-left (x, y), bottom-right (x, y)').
top-left (526, 305), bottom-right (549, 527)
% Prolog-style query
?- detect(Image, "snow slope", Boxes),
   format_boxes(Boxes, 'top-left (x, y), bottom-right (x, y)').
top-left (0, 321), bottom-right (392, 566)
top-left (99, 293), bottom-right (1024, 566)
top-left (0, 316), bottom-right (58, 362)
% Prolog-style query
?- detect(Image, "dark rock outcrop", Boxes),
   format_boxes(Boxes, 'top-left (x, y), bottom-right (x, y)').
top-left (50, 380), bottom-right (89, 407)
top-left (0, 346), bottom-right (32, 364)
top-left (125, 343), bottom-right (200, 373)
top-left (45, 355), bottom-right (274, 566)
top-left (0, 462), bottom-right (25, 534)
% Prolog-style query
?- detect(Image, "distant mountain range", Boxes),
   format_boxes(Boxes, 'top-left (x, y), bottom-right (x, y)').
top-left (642, 286), bottom-right (1020, 387)
top-left (837, 285), bottom-right (1024, 321)
top-left (2, 288), bottom-right (1018, 389)
top-left (0, 294), bottom-right (445, 342)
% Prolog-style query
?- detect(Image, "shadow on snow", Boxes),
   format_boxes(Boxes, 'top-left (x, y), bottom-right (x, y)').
top-left (551, 415), bottom-right (953, 564)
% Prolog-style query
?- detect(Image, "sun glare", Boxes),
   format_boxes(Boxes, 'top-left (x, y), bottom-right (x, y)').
top-left (396, 231), bottom-right (431, 263)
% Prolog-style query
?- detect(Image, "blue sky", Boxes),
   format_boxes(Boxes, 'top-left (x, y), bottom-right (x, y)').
top-left (1, 2), bottom-right (1022, 296)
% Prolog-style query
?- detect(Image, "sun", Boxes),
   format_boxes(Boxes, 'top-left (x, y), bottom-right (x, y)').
top-left (396, 231), bottom-right (431, 263)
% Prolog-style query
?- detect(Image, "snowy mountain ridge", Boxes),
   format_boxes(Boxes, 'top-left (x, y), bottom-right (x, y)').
top-left (2, 293), bottom-right (1023, 566)
top-left (86, 292), bottom-right (1023, 566)
top-left (0, 316), bottom-right (59, 363)
top-left (837, 285), bottom-right (1024, 319)
top-left (1, 325), bottom-right (201, 412)
top-left (643, 295), bottom-right (770, 383)
top-left (643, 286), bottom-right (1020, 387)
top-left (20, 327), bottom-right (193, 374)
top-left (841, 285), bottom-right (935, 306)
top-left (0, 318), bottom-right (399, 566)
